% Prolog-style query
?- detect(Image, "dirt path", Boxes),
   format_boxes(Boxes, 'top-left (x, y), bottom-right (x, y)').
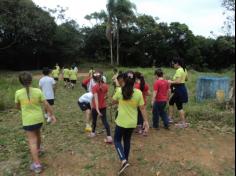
top-left (40, 128), bottom-right (234, 176)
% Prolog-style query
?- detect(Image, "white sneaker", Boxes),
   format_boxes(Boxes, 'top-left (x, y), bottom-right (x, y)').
top-left (88, 132), bottom-right (96, 138)
top-left (104, 136), bottom-right (113, 144)
top-left (47, 117), bottom-right (51, 123)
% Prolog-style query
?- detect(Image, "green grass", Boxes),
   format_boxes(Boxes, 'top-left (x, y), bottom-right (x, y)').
top-left (0, 66), bottom-right (235, 175)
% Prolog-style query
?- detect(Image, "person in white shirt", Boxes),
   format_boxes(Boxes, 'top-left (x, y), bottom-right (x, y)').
top-left (39, 67), bottom-right (56, 122)
top-left (78, 92), bottom-right (93, 132)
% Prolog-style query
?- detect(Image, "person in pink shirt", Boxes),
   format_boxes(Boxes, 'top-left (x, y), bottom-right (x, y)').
top-left (151, 68), bottom-right (170, 130)
top-left (134, 72), bottom-right (150, 135)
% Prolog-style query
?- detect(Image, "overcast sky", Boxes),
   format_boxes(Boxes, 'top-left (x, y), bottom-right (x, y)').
top-left (32, 0), bottom-right (227, 37)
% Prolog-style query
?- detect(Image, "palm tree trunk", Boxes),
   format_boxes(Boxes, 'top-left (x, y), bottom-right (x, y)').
top-left (110, 39), bottom-right (113, 65)
top-left (116, 20), bottom-right (120, 66)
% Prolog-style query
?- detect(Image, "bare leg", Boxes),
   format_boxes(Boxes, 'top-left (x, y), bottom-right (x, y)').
top-left (26, 131), bottom-right (41, 164)
top-left (179, 109), bottom-right (186, 123)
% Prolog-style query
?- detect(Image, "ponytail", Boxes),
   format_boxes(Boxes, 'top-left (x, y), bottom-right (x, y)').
top-left (19, 72), bottom-right (32, 101)
top-left (122, 71), bottom-right (135, 100)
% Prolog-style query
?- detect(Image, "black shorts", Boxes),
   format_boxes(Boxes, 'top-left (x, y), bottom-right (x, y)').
top-left (169, 93), bottom-right (183, 110)
top-left (71, 80), bottom-right (77, 84)
top-left (47, 99), bottom-right (54, 105)
top-left (64, 78), bottom-right (70, 82)
top-left (78, 101), bottom-right (91, 111)
top-left (54, 78), bottom-right (59, 81)
top-left (23, 123), bottom-right (43, 131)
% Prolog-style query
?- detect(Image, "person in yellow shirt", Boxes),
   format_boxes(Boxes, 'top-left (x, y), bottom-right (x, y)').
top-left (69, 66), bottom-right (78, 89)
top-left (51, 66), bottom-right (60, 81)
top-left (168, 57), bottom-right (189, 128)
top-left (112, 71), bottom-right (149, 175)
top-left (63, 66), bottom-right (70, 88)
top-left (55, 63), bottom-right (60, 71)
top-left (15, 72), bottom-right (57, 174)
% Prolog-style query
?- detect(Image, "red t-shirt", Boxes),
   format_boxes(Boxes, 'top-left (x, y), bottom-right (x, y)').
top-left (92, 83), bottom-right (109, 109)
top-left (153, 79), bottom-right (170, 102)
top-left (82, 77), bottom-right (91, 85)
top-left (134, 83), bottom-right (149, 105)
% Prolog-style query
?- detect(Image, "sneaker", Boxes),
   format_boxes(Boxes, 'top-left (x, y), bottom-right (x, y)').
top-left (46, 116), bottom-right (51, 123)
top-left (142, 131), bottom-right (148, 137)
top-left (85, 127), bottom-right (92, 132)
top-left (104, 136), bottom-right (113, 144)
top-left (175, 123), bottom-right (189, 128)
top-left (168, 117), bottom-right (173, 123)
top-left (88, 132), bottom-right (96, 138)
top-left (118, 161), bottom-right (130, 175)
top-left (30, 163), bottom-right (43, 174)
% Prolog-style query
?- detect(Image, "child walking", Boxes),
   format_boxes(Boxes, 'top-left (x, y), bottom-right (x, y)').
top-left (152, 68), bottom-right (170, 130)
top-left (15, 72), bottom-right (56, 174)
top-left (112, 71), bottom-right (149, 175)
top-left (134, 72), bottom-right (150, 135)
top-left (39, 67), bottom-right (56, 123)
top-left (89, 72), bottom-right (113, 144)
top-left (78, 92), bottom-right (93, 132)
top-left (63, 66), bottom-right (70, 88)
top-left (69, 66), bottom-right (78, 89)
top-left (51, 66), bottom-right (60, 82)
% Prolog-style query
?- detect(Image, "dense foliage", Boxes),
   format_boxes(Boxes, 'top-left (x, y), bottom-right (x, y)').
top-left (0, 0), bottom-right (235, 70)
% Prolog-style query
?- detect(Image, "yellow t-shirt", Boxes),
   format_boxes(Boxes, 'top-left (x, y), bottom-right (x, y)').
top-left (52, 69), bottom-right (59, 78)
top-left (113, 88), bottom-right (144, 128)
top-left (63, 68), bottom-right (70, 78)
top-left (173, 67), bottom-right (188, 83)
top-left (56, 65), bottom-right (60, 71)
top-left (70, 69), bottom-right (77, 80)
top-left (15, 88), bottom-right (45, 126)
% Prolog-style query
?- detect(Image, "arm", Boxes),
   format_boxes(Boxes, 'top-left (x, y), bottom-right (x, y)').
top-left (42, 100), bottom-right (57, 123)
top-left (15, 103), bottom-right (21, 110)
top-left (168, 77), bottom-right (182, 84)
top-left (139, 105), bottom-right (149, 132)
top-left (151, 90), bottom-right (157, 107)
top-left (94, 93), bottom-right (102, 116)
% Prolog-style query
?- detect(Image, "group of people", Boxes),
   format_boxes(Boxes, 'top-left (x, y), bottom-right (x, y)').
top-left (15, 57), bottom-right (189, 175)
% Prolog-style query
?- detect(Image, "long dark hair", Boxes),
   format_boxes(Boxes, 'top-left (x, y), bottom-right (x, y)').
top-left (19, 72), bottom-right (32, 101)
top-left (172, 57), bottom-right (186, 71)
top-left (122, 71), bottom-right (135, 100)
top-left (134, 72), bottom-right (145, 92)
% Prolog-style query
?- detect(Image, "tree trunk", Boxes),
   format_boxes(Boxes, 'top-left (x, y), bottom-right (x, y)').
top-left (110, 39), bottom-right (113, 66)
top-left (116, 21), bottom-right (120, 66)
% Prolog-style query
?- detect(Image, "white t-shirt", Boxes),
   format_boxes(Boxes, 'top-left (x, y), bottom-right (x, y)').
top-left (78, 92), bottom-right (93, 103)
top-left (39, 76), bottom-right (56, 100)
top-left (87, 79), bottom-right (96, 92)
top-left (74, 66), bottom-right (78, 72)
top-left (102, 76), bottom-right (107, 83)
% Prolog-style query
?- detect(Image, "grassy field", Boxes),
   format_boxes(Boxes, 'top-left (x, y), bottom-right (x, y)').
top-left (0, 67), bottom-right (235, 176)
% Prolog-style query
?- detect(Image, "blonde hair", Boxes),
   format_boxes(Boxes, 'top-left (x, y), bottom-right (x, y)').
top-left (19, 72), bottom-right (32, 100)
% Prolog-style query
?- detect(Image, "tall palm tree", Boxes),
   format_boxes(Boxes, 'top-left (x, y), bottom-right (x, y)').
top-left (106, 0), bottom-right (136, 65)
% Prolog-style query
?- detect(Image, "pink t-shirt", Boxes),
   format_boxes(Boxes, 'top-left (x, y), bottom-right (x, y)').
top-left (153, 79), bottom-right (170, 102)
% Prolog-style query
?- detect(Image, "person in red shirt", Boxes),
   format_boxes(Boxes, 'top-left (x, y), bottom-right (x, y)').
top-left (134, 72), bottom-right (150, 135)
top-left (151, 68), bottom-right (170, 130)
top-left (82, 76), bottom-right (91, 92)
top-left (89, 72), bottom-right (113, 143)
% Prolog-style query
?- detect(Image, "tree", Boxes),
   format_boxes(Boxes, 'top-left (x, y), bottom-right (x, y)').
top-left (106, 0), bottom-right (136, 65)
top-left (221, 0), bottom-right (235, 36)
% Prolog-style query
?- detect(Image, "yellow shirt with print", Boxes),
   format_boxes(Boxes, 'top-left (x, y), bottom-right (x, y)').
top-left (63, 68), bottom-right (70, 78)
top-left (15, 88), bottom-right (45, 126)
top-left (69, 69), bottom-right (77, 80)
top-left (113, 88), bottom-right (144, 128)
top-left (52, 69), bottom-right (59, 78)
top-left (173, 67), bottom-right (188, 83)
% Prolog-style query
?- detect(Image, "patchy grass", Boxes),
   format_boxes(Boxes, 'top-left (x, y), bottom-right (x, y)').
top-left (0, 67), bottom-right (235, 175)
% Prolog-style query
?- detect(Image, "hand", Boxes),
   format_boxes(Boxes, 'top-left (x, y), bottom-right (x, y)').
top-left (50, 115), bottom-right (57, 124)
top-left (97, 111), bottom-right (103, 117)
top-left (168, 80), bottom-right (172, 84)
top-left (143, 120), bottom-right (149, 133)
